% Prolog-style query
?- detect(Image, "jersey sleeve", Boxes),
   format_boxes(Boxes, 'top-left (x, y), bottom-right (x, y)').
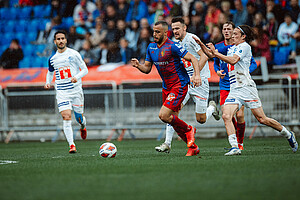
top-left (145, 45), bottom-right (152, 63)
top-left (234, 44), bottom-right (249, 60)
top-left (249, 56), bottom-right (257, 73)
top-left (74, 51), bottom-right (88, 80)
top-left (48, 56), bottom-right (54, 72)
top-left (213, 57), bottom-right (220, 72)
top-left (171, 42), bottom-right (188, 58)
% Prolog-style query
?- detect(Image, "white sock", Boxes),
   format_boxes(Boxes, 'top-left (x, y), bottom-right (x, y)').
top-left (63, 120), bottom-right (74, 146)
top-left (206, 105), bottom-right (215, 121)
top-left (165, 124), bottom-right (175, 147)
top-left (280, 126), bottom-right (291, 139)
top-left (228, 134), bottom-right (238, 148)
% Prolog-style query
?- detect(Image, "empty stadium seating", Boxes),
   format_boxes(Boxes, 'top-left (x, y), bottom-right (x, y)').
top-left (0, 3), bottom-right (71, 68)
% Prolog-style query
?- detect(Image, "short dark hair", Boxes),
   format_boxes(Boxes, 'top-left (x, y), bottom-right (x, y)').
top-left (223, 21), bottom-right (235, 29)
top-left (54, 30), bottom-right (67, 40)
top-left (171, 17), bottom-right (185, 25)
top-left (154, 21), bottom-right (169, 30)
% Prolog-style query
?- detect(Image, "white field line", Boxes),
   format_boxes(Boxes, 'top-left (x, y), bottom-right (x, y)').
top-left (0, 160), bottom-right (18, 165)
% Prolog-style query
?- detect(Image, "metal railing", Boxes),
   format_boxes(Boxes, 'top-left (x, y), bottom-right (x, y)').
top-left (0, 78), bottom-right (299, 137)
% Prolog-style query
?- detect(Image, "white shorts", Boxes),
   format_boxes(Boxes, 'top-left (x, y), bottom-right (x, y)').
top-left (56, 87), bottom-right (84, 113)
top-left (225, 86), bottom-right (262, 110)
top-left (182, 78), bottom-right (209, 114)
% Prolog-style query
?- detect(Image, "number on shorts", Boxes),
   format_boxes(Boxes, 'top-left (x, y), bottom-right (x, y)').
top-left (59, 66), bottom-right (72, 79)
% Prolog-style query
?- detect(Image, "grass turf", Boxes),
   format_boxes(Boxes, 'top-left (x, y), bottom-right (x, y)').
top-left (0, 138), bottom-right (299, 200)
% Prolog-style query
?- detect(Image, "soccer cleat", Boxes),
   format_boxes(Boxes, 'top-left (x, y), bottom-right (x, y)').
top-left (238, 143), bottom-right (244, 150)
top-left (186, 125), bottom-right (196, 148)
top-left (69, 144), bottom-right (77, 153)
top-left (209, 100), bottom-right (221, 121)
top-left (80, 128), bottom-right (87, 140)
top-left (185, 146), bottom-right (200, 156)
top-left (224, 147), bottom-right (241, 156)
top-left (288, 131), bottom-right (298, 153)
top-left (155, 143), bottom-right (171, 153)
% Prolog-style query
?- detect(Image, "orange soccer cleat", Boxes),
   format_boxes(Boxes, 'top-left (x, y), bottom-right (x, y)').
top-left (80, 128), bottom-right (87, 140)
top-left (238, 143), bottom-right (244, 150)
top-left (186, 125), bottom-right (196, 148)
top-left (185, 146), bottom-right (200, 156)
top-left (69, 144), bottom-right (77, 153)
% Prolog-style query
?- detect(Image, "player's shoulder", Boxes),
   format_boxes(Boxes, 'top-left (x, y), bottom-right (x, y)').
top-left (66, 47), bottom-right (80, 54)
top-left (215, 41), bottom-right (225, 48)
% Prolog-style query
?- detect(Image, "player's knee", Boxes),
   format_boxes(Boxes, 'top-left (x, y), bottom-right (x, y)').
top-left (222, 113), bottom-right (231, 122)
top-left (196, 115), bottom-right (206, 124)
top-left (159, 113), bottom-right (170, 123)
top-left (61, 113), bottom-right (71, 121)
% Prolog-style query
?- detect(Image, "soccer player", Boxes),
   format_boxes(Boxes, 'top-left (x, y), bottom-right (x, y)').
top-left (131, 21), bottom-right (201, 156)
top-left (155, 17), bottom-right (220, 154)
top-left (194, 25), bottom-right (298, 155)
top-left (44, 30), bottom-right (88, 153)
top-left (214, 21), bottom-right (257, 150)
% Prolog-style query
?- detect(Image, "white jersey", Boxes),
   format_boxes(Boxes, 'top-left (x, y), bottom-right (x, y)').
top-left (179, 32), bottom-right (210, 79)
top-left (47, 48), bottom-right (88, 92)
top-left (227, 42), bottom-right (256, 89)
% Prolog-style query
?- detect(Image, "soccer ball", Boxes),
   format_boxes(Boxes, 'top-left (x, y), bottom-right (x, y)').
top-left (99, 142), bottom-right (117, 158)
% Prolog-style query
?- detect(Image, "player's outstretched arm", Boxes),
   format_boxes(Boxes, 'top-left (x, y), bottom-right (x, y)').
top-left (131, 58), bottom-right (152, 74)
top-left (192, 36), bottom-right (214, 58)
top-left (207, 43), bottom-right (240, 65)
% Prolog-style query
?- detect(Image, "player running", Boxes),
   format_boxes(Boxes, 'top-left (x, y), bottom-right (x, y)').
top-left (131, 21), bottom-right (201, 156)
top-left (155, 17), bottom-right (221, 154)
top-left (194, 25), bottom-right (298, 155)
top-left (214, 21), bottom-right (257, 150)
top-left (44, 30), bottom-right (88, 153)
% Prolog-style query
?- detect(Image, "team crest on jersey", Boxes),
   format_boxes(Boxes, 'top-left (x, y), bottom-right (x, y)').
top-left (167, 93), bottom-right (176, 101)
top-left (161, 49), bottom-right (165, 57)
top-left (68, 56), bottom-right (73, 62)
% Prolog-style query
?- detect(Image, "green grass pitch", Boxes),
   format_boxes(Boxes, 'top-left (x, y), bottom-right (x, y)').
top-left (0, 137), bottom-right (300, 200)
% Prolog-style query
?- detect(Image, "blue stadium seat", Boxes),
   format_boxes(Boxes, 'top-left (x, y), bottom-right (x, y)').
top-left (0, 45), bottom-right (7, 55)
top-left (23, 45), bottom-right (36, 57)
top-left (9, 7), bottom-right (19, 20)
top-left (19, 57), bottom-right (31, 68)
top-left (9, 0), bottom-right (19, 8)
top-left (18, 6), bottom-right (32, 20)
top-left (63, 17), bottom-right (74, 29)
top-left (0, 8), bottom-right (10, 20)
top-left (32, 57), bottom-right (44, 68)
top-left (28, 19), bottom-right (40, 32)
top-left (3, 32), bottom-right (14, 45)
top-left (35, 44), bottom-right (46, 54)
top-left (43, 5), bottom-right (51, 18)
top-left (27, 31), bottom-right (37, 43)
top-left (14, 20), bottom-right (28, 32)
top-left (33, 5), bottom-right (45, 18)
top-left (15, 32), bottom-right (26, 45)
top-left (39, 19), bottom-right (50, 31)
top-left (4, 20), bottom-right (15, 33)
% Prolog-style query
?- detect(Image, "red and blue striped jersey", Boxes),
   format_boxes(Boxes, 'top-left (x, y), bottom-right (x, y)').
top-left (145, 38), bottom-right (189, 90)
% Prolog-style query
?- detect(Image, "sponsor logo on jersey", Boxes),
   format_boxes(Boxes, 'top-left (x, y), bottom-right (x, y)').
top-left (154, 61), bottom-right (169, 66)
top-left (167, 93), bottom-right (176, 101)
top-left (239, 50), bottom-right (242, 53)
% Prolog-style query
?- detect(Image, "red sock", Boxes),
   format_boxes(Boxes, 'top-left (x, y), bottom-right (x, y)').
top-left (236, 122), bottom-right (245, 144)
top-left (169, 115), bottom-right (190, 134)
top-left (177, 132), bottom-right (187, 143)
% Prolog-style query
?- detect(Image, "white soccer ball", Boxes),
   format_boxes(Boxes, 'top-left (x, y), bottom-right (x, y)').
top-left (99, 142), bottom-right (117, 158)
